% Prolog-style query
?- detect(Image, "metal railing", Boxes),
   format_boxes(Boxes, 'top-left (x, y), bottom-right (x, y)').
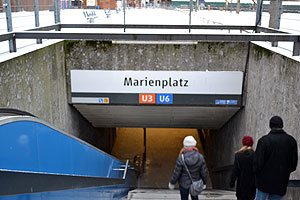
top-left (113, 160), bottom-right (130, 179)
top-left (1, 0), bottom-right (300, 57)
top-left (0, 23), bottom-right (299, 56)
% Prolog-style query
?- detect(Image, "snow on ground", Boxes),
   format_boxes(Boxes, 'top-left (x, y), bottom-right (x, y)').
top-left (0, 8), bottom-right (300, 61)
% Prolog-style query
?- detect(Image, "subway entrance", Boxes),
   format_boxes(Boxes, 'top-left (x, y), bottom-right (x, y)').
top-left (111, 128), bottom-right (209, 189)
top-left (70, 69), bottom-right (244, 192)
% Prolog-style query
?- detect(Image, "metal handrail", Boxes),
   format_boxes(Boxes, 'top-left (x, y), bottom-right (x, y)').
top-left (123, 159), bottom-right (129, 179)
top-left (112, 159), bottom-right (130, 179)
top-left (112, 159), bottom-right (140, 179)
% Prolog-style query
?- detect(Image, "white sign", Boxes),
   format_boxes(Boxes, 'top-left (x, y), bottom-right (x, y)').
top-left (86, 0), bottom-right (96, 6)
top-left (70, 70), bottom-right (243, 95)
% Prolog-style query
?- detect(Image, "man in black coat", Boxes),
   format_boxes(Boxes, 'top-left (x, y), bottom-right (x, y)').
top-left (253, 116), bottom-right (298, 200)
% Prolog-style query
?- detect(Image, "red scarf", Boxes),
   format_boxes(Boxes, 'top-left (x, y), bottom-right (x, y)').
top-left (184, 147), bottom-right (198, 152)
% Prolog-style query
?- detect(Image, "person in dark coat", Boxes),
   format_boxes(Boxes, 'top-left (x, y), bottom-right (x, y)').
top-left (230, 136), bottom-right (256, 200)
top-left (253, 116), bottom-right (298, 200)
top-left (168, 136), bottom-right (208, 200)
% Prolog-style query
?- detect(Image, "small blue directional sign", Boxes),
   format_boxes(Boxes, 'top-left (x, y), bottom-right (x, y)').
top-left (156, 94), bottom-right (173, 104)
top-left (215, 100), bottom-right (227, 105)
top-left (215, 99), bottom-right (238, 105)
top-left (98, 97), bottom-right (109, 104)
top-left (227, 100), bottom-right (238, 105)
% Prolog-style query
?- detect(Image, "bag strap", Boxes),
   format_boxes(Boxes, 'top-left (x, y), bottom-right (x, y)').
top-left (181, 154), bottom-right (194, 183)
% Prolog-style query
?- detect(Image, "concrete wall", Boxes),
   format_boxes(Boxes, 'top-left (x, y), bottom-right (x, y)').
top-left (206, 43), bottom-right (300, 198)
top-left (0, 42), bottom-right (114, 153)
top-left (64, 40), bottom-right (248, 71)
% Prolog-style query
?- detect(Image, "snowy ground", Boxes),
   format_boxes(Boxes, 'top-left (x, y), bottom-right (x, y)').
top-left (0, 8), bottom-right (300, 61)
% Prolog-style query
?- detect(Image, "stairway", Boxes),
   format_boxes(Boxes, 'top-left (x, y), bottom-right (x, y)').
top-left (124, 189), bottom-right (237, 200)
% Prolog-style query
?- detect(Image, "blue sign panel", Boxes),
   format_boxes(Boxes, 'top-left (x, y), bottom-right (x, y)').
top-left (215, 99), bottom-right (238, 105)
top-left (215, 100), bottom-right (227, 105)
top-left (227, 100), bottom-right (238, 105)
top-left (156, 94), bottom-right (173, 104)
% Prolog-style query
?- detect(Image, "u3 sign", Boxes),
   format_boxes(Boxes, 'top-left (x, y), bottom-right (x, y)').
top-left (139, 94), bottom-right (173, 104)
top-left (139, 94), bottom-right (156, 103)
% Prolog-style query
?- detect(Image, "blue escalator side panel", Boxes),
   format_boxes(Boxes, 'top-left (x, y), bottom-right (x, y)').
top-left (0, 119), bottom-right (135, 200)
top-left (71, 139), bottom-right (93, 176)
top-left (0, 185), bottom-right (129, 200)
top-left (0, 120), bottom-right (123, 178)
top-left (0, 121), bottom-right (39, 171)
top-left (87, 147), bottom-right (109, 177)
top-left (36, 124), bottom-right (73, 175)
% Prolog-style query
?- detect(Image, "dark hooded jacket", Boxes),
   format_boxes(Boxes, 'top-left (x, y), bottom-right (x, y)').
top-left (230, 149), bottom-right (256, 200)
top-left (170, 149), bottom-right (208, 189)
top-left (253, 116), bottom-right (298, 196)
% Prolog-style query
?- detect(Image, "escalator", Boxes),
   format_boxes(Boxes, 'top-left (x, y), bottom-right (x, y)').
top-left (0, 108), bottom-right (139, 200)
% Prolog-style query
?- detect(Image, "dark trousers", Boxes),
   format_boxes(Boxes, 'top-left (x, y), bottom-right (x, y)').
top-left (179, 186), bottom-right (198, 200)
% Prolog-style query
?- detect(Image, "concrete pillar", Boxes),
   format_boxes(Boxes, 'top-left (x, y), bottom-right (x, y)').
top-left (269, 0), bottom-right (282, 47)
top-left (255, 0), bottom-right (263, 32)
top-left (123, 0), bottom-right (126, 32)
top-left (236, 0), bottom-right (240, 14)
top-left (4, 0), bottom-right (16, 52)
top-left (54, 0), bottom-right (61, 24)
top-left (225, 0), bottom-right (228, 11)
top-left (34, 0), bottom-right (42, 44)
top-left (195, 0), bottom-right (199, 11)
top-left (189, 0), bottom-right (192, 33)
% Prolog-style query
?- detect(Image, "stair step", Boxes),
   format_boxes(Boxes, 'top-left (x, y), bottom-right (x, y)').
top-left (126, 189), bottom-right (237, 200)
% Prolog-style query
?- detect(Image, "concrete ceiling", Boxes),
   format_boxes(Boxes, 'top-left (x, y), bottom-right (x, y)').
top-left (73, 104), bottom-right (241, 129)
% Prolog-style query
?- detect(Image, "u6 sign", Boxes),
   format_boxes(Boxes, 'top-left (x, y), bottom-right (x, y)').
top-left (156, 94), bottom-right (173, 104)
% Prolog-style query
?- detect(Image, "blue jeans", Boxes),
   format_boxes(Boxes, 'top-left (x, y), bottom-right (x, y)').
top-left (254, 189), bottom-right (283, 200)
top-left (179, 186), bottom-right (198, 200)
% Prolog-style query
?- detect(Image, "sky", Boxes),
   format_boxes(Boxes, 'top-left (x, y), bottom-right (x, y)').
top-left (0, 7), bottom-right (300, 61)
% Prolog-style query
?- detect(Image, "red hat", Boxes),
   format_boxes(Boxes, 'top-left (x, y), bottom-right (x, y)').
top-left (242, 136), bottom-right (253, 147)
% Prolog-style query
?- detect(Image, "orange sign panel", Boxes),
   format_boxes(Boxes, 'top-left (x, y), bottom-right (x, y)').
top-left (139, 94), bottom-right (156, 103)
